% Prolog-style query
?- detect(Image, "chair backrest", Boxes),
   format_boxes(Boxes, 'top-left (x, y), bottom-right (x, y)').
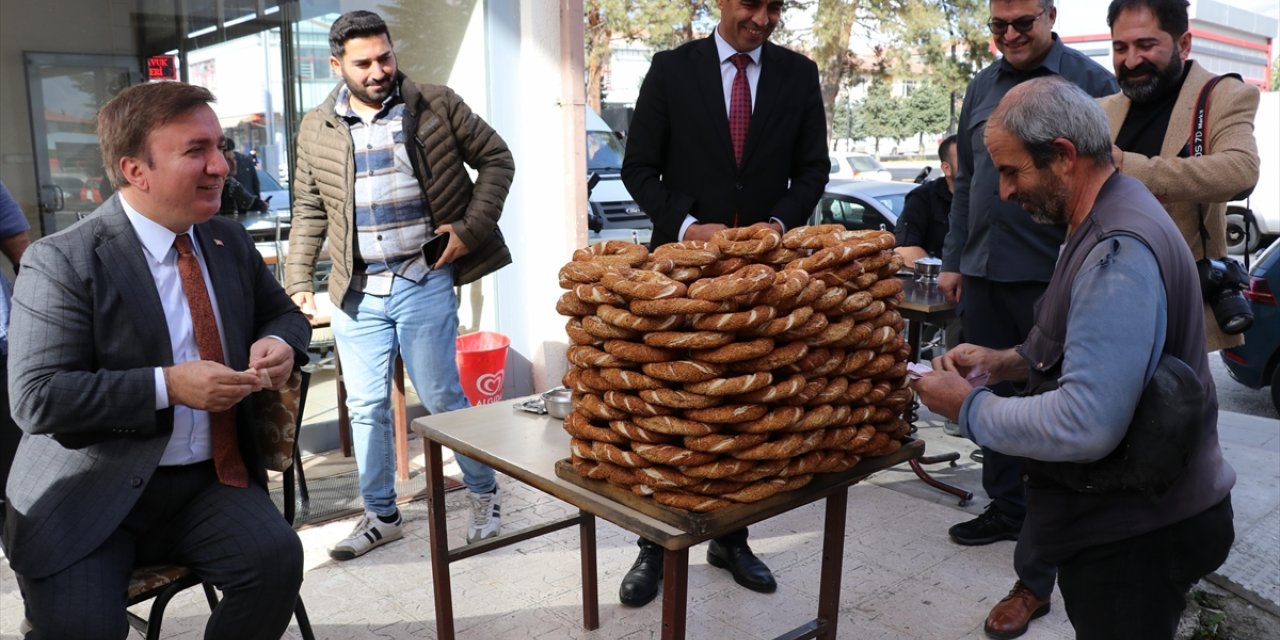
top-left (253, 370), bottom-right (309, 472)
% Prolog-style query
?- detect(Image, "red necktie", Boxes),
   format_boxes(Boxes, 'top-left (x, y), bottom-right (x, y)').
top-left (729, 53), bottom-right (753, 167)
top-left (175, 234), bottom-right (248, 488)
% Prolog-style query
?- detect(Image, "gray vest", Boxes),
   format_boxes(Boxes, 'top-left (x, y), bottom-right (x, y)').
top-left (1016, 173), bottom-right (1234, 562)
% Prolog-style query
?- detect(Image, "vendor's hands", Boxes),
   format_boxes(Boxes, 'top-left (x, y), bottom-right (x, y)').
top-left (938, 271), bottom-right (962, 303)
top-left (934, 343), bottom-right (1024, 386)
top-left (248, 337), bottom-right (296, 390)
top-left (909, 370), bottom-right (971, 423)
top-left (433, 223), bottom-right (470, 268)
top-left (165, 361), bottom-right (262, 412)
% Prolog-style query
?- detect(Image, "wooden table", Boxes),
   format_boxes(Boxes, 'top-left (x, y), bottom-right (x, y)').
top-left (412, 401), bottom-right (922, 640)
top-left (895, 275), bottom-right (974, 505)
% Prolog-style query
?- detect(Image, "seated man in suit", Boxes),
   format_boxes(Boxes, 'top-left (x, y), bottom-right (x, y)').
top-left (3, 81), bottom-right (311, 640)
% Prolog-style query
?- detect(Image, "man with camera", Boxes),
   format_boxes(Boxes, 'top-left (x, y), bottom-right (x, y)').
top-left (1100, 0), bottom-right (1260, 349)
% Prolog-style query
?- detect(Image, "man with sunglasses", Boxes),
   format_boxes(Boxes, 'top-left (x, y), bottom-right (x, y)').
top-left (938, 1), bottom-right (1117, 637)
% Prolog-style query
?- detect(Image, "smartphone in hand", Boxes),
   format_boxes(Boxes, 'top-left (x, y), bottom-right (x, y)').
top-left (421, 232), bottom-right (450, 266)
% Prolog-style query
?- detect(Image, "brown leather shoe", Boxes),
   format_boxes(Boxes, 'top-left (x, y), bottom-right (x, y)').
top-left (984, 581), bottom-right (1050, 639)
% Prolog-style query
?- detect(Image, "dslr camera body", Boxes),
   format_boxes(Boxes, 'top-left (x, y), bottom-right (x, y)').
top-left (1197, 257), bottom-right (1253, 334)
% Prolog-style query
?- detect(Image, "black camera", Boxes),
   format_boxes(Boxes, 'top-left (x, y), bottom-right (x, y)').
top-left (1196, 257), bottom-right (1253, 334)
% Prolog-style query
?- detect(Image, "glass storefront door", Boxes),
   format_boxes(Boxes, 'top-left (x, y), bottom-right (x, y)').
top-left (23, 53), bottom-right (141, 234)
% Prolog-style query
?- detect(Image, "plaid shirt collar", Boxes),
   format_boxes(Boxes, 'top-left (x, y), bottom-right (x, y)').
top-left (334, 83), bottom-right (403, 123)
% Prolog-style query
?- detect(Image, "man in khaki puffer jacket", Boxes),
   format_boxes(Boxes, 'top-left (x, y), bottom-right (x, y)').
top-left (285, 10), bottom-right (514, 560)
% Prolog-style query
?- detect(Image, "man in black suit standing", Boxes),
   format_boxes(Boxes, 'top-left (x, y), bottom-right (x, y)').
top-left (619, 0), bottom-right (829, 607)
top-left (4, 81), bottom-right (309, 639)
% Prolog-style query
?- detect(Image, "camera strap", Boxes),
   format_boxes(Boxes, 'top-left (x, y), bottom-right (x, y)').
top-left (1189, 73), bottom-right (1243, 257)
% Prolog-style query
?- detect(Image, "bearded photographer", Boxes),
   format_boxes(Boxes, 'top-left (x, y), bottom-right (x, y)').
top-left (913, 76), bottom-right (1234, 637)
top-left (1101, 0), bottom-right (1260, 350)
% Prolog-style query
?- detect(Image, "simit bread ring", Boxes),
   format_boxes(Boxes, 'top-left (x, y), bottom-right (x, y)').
top-left (691, 305), bottom-right (777, 332)
top-left (602, 390), bottom-right (673, 416)
top-left (679, 457), bottom-right (757, 479)
top-left (850, 300), bottom-right (887, 322)
top-left (702, 256), bottom-right (750, 277)
top-left (810, 377), bottom-right (851, 406)
top-left (837, 349), bottom-right (877, 376)
top-left (565, 317), bottom-right (600, 345)
top-left (634, 465), bottom-right (700, 488)
top-left (643, 330), bottom-right (735, 350)
top-left (573, 282), bottom-right (626, 305)
top-left (713, 226), bottom-right (782, 257)
top-left (868, 277), bottom-right (904, 299)
top-left (761, 269), bottom-right (811, 306)
top-left (687, 264), bottom-right (776, 301)
top-left (653, 240), bottom-right (722, 266)
top-left (806, 317), bottom-right (856, 347)
top-left (592, 440), bottom-right (654, 468)
top-left (562, 366), bottom-right (599, 394)
top-left (566, 344), bottom-right (628, 368)
top-left (748, 305), bottom-right (815, 337)
top-left (782, 224), bottom-right (847, 250)
top-left (596, 303), bottom-right (683, 332)
top-left (810, 285), bottom-right (849, 313)
top-left (684, 403), bottom-right (769, 424)
top-left (572, 240), bottom-right (649, 266)
top-left (556, 291), bottom-right (596, 317)
top-left (839, 291), bottom-right (876, 316)
top-left (602, 339), bottom-right (679, 364)
top-left (682, 432), bottom-right (768, 454)
top-left (558, 260), bottom-right (614, 284)
top-left (735, 373), bottom-right (807, 403)
top-left (757, 246), bottom-right (804, 265)
top-left (630, 297), bottom-right (724, 316)
top-left (639, 388), bottom-right (721, 409)
top-left (563, 410), bottom-right (627, 444)
top-left (581, 314), bottom-right (638, 340)
top-left (727, 405), bottom-right (804, 433)
top-left (652, 491), bottom-right (734, 512)
top-left (601, 269), bottom-right (687, 300)
top-left (668, 265), bottom-right (704, 282)
top-left (726, 458), bottom-right (788, 483)
top-left (597, 367), bottom-right (666, 391)
top-left (692, 337), bottom-right (775, 363)
top-left (780, 377), bottom-right (827, 406)
top-left (778, 310), bottom-right (830, 340)
top-left (810, 260), bottom-right (866, 288)
top-left (634, 414), bottom-right (715, 436)
top-left (574, 393), bottom-right (629, 421)
top-left (732, 340), bottom-right (810, 372)
top-left (683, 372), bottom-right (773, 397)
top-left (641, 359), bottom-right (727, 383)
top-left (631, 442), bottom-right (717, 467)
top-left (609, 419), bottom-right (677, 444)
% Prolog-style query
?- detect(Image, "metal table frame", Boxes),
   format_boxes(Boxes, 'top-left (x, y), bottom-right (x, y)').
top-left (413, 402), bottom-right (921, 640)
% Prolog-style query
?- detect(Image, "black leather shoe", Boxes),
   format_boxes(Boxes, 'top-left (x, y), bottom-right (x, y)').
top-left (619, 541), bottom-right (663, 607)
top-left (706, 539), bottom-right (776, 593)
top-left (949, 504), bottom-right (1023, 546)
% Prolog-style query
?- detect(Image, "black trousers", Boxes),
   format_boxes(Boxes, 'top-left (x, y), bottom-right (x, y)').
top-left (1057, 496), bottom-right (1234, 639)
top-left (17, 461), bottom-right (303, 640)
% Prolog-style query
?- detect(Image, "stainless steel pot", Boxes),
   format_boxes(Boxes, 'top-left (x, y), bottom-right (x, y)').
top-left (541, 387), bottom-right (574, 420)
top-left (914, 257), bottom-right (942, 282)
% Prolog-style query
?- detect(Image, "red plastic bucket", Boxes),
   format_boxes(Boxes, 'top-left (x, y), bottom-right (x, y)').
top-left (456, 331), bottom-right (510, 405)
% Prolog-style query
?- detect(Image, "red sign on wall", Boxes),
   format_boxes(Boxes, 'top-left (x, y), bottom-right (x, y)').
top-left (148, 55), bottom-right (177, 80)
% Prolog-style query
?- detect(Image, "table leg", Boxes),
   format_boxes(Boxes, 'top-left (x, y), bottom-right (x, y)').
top-left (426, 441), bottom-right (455, 640)
top-left (661, 547), bottom-right (689, 640)
top-left (817, 488), bottom-right (849, 640)
top-left (579, 512), bottom-right (600, 630)
top-left (909, 458), bottom-right (973, 505)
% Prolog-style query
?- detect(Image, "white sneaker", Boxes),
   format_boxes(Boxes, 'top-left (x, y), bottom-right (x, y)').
top-left (328, 510), bottom-right (403, 560)
top-left (467, 488), bottom-right (501, 543)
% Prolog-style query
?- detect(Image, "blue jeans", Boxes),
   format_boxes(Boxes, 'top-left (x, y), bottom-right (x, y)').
top-left (332, 265), bottom-right (497, 516)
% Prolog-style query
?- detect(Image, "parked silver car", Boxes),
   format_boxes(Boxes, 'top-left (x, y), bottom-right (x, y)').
top-left (809, 180), bottom-right (916, 232)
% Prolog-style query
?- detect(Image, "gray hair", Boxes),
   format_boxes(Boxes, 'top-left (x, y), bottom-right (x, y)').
top-left (988, 76), bottom-right (1113, 168)
top-left (991, 0), bottom-right (1054, 11)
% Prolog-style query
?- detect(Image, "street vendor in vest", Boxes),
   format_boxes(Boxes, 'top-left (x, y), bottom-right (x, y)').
top-left (912, 76), bottom-right (1234, 638)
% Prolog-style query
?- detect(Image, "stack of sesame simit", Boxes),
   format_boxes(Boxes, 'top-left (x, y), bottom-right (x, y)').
top-left (555, 225), bottom-right (913, 512)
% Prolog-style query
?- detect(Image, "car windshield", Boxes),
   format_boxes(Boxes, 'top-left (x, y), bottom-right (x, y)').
top-left (876, 193), bottom-right (907, 215)
top-left (850, 155), bottom-right (884, 172)
top-left (587, 131), bottom-right (626, 171)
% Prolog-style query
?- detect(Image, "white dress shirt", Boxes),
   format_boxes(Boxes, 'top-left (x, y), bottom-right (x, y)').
top-left (120, 195), bottom-right (228, 466)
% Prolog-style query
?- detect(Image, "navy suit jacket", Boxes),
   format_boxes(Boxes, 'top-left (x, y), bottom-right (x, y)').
top-left (3, 195), bottom-right (310, 578)
top-left (622, 36), bottom-right (830, 247)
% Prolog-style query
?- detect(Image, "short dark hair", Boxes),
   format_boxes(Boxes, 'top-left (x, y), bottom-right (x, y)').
top-left (938, 135), bottom-right (958, 165)
top-left (97, 81), bottom-right (217, 189)
top-left (1107, 0), bottom-right (1190, 39)
top-left (329, 10), bottom-right (392, 58)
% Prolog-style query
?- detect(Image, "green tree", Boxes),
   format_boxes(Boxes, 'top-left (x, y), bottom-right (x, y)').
top-left (1271, 54), bottom-right (1279, 92)
top-left (905, 81), bottom-right (952, 151)
top-left (584, 0), bottom-right (712, 111)
top-left (858, 78), bottom-right (909, 154)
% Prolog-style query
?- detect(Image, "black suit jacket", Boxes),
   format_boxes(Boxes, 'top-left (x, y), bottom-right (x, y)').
top-left (622, 36), bottom-right (830, 247)
top-left (3, 196), bottom-right (310, 578)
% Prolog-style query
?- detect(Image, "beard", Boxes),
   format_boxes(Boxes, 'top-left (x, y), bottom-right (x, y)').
top-left (1118, 48), bottom-right (1184, 104)
top-left (1018, 169), bottom-right (1071, 226)
top-left (342, 73), bottom-right (393, 109)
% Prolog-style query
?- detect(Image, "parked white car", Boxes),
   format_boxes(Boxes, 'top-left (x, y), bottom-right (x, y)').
top-left (829, 153), bottom-right (893, 182)
top-left (1226, 91), bottom-right (1278, 255)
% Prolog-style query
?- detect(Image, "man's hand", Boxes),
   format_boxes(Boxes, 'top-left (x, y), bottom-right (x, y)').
top-left (938, 271), bottom-right (963, 303)
top-left (683, 222), bottom-right (728, 242)
top-left (934, 343), bottom-right (1026, 386)
top-left (165, 362), bottom-right (262, 412)
top-left (433, 223), bottom-right (470, 268)
top-left (248, 337), bottom-right (296, 390)
top-left (291, 291), bottom-right (317, 323)
top-left (910, 370), bottom-right (972, 423)
top-left (895, 245), bottom-right (928, 265)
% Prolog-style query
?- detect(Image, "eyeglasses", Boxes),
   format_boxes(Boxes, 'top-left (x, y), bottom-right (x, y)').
top-left (987, 8), bottom-right (1047, 35)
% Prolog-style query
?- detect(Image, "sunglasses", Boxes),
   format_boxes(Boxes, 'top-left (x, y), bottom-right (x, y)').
top-left (987, 8), bottom-right (1047, 35)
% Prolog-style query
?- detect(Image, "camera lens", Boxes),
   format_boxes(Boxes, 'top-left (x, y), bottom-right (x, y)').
top-left (1212, 291), bottom-right (1254, 335)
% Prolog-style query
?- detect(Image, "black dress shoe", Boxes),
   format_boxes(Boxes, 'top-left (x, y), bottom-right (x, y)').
top-left (949, 504), bottom-right (1023, 546)
top-left (619, 540), bottom-right (663, 607)
top-left (706, 539), bottom-right (776, 593)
